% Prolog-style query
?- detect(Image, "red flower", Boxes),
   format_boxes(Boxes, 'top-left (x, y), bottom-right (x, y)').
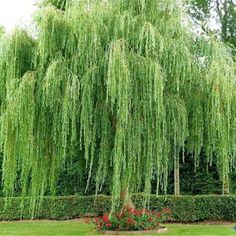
top-left (128, 207), bottom-right (134, 213)
top-left (106, 223), bottom-right (112, 228)
top-left (102, 214), bottom-right (110, 223)
top-left (156, 212), bottom-right (161, 217)
top-left (126, 218), bottom-right (134, 224)
top-left (162, 208), bottom-right (171, 214)
top-left (94, 208), bottom-right (167, 231)
top-left (134, 209), bottom-right (142, 216)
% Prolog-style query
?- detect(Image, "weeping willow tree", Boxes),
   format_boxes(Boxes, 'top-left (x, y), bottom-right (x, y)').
top-left (0, 0), bottom-right (235, 213)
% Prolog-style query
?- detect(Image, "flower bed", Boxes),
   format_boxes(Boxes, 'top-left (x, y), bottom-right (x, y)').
top-left (93, 207), bottom-right (171, 234)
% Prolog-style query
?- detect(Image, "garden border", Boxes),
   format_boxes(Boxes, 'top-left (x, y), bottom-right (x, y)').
top-left (0, 194), bottom-right (236, 222)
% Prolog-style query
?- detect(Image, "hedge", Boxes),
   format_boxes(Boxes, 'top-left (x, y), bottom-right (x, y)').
top-left (0, 194), bottom-right (236, 222)
top-left (133, 195), bottom-right (236, 222)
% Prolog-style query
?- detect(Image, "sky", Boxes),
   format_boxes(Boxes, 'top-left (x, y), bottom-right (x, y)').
top-left (0, 0), bottom-right (36, 31)
top-left (0, 0), bottom-right (219, 33)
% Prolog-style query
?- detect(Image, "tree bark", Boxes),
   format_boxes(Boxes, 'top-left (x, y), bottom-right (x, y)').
top-left (120, 186), bottom-right (134, 210)
top-left (174, 155), bottom-right (180, 196)
top-left (222, 174), bottom-right (230, 195)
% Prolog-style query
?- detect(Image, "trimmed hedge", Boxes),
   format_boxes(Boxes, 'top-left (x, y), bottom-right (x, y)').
top-left (133, 195), bottom-right (236, 222)
top-left (0, 195), bottom-right (111, 220)
top-left (0, 195), bottom-right (236, 222)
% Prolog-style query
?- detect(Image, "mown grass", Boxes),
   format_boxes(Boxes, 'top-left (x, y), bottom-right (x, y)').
top-left (0, 221), bottom-right (235, 235)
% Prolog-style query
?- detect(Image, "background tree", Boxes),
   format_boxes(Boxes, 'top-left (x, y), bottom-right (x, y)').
top-left (190, 0), bottom-right (236, 194)
top-left (191, 0), bottom-right (236, 48)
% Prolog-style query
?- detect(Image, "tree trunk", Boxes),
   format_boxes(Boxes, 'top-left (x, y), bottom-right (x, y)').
top-left (222, 174), bottom-right (230, 195)
top-left (174, 155), bottom-right (180, 196)
top-left (120, 186), bottom-right (134, 210)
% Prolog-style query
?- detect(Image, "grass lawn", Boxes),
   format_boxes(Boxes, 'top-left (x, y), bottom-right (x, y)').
top-left (0, 221), bottom-right (235, 236)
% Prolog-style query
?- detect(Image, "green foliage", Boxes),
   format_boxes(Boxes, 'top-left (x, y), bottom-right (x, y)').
top-left (190, 0), bottom-right (211, 21)
top-left (134, 195), bottom-right (236, 222)
top-left (190, 0), bottom-right (236, 50)
top-left (220, 1), bottom-right (236, 47)
top-left (165, 151), bottom-right (222, 195)
top-left (0, 26), bottom-right (4, 37)
top-left (40, 0), bottom-right (68, 10)
top-left (0, 195), bottom-right (235, 222)
top-left (0, 0), bottom-right (235, 213)
top-left (94, 208), bottom-right (171, 231)
top-left (0, 195), bottom-right (111, 220)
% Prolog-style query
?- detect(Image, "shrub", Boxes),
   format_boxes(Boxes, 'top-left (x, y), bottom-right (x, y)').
top-left (0, 194), bottom-right (235, 222)
top-left (133, 195), bottom-right (236, 222)
top-left (94, 207), bottom-right (171, 232)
